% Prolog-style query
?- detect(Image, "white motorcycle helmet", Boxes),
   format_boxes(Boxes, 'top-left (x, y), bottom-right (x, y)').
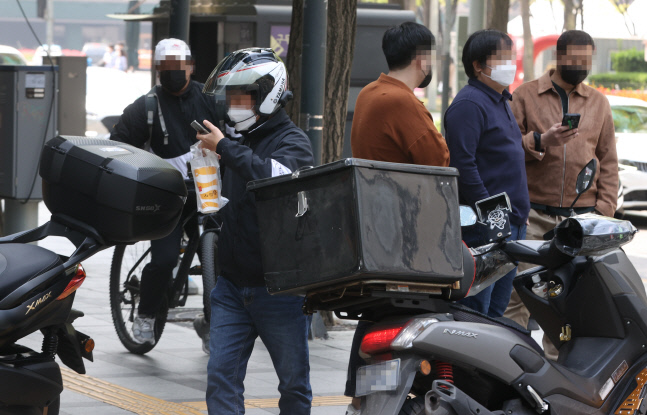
top-left (203, 48), bottom-right (292, 131)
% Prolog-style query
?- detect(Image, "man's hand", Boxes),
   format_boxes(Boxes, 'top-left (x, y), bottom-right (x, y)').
top-left (196, 119), bottom-right (225, 152)
top-left (540, 123), bottom-right (578, 148)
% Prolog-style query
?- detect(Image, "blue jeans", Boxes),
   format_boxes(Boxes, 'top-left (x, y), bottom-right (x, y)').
top-left (206, 276), bottom-right (312, 415)
top-left (459, 222), bottom-right (527, 317)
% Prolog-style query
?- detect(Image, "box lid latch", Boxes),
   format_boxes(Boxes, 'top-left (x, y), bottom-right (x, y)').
top-left (296, 191), bottom-right (308, 218)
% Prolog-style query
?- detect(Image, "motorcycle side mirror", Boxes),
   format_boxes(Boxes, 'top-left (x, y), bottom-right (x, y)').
top-left (569, 158), bottom-right (598, 211)
top-left (459, 205), bottom-right (478, 227)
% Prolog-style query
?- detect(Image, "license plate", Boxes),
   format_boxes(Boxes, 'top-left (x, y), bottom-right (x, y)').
top-left (355, 359), bottom-right (401, 396)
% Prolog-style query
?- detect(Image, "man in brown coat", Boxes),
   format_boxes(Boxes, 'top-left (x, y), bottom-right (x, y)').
top-left (505, 30), bottom-right (618, 358)
top-left (346, 22), bottom-right (449, 415)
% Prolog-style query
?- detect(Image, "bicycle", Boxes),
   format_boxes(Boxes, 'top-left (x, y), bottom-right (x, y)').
top-left (109, 182), bottom-right (221, 354)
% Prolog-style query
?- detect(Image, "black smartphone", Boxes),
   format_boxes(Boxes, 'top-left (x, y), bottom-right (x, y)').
top-left (562, 113), bottom-right (581, 130)
top-left (191, 120), bottom-right (210, 134)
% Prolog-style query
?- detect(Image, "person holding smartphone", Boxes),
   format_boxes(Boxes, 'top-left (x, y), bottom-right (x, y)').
top-left (505, 30), bottom-right (618, 359)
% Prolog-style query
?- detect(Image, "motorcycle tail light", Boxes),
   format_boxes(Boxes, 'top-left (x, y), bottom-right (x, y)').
top-left (57, 264), bottom-right (87, 300)
top-left (390, 318), bottom-right (438, 350)
top-left (361, 325), bottom-right (406, 355)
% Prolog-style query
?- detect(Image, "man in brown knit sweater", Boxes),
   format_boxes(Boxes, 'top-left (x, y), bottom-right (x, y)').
top-left (345, 21), bottom-right (449, 415)
top-left (350, 22), bottom-right (449, 167)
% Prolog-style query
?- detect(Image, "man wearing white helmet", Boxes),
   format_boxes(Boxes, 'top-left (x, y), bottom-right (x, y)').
top-left (111, 38), bottom-right (225, 349)
top-left (197, 48), bottom-right (314, 415)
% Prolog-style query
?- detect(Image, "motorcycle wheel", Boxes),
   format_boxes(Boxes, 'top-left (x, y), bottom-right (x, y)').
top-left (110, 243), bottom-right (168, 354)
top-left (200, 231), bottom-right (219, 322)
top-left (398, 396), bottom-right (425, 415)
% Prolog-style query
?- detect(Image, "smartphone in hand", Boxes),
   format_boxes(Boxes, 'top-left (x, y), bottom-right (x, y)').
top-left (562, 113), bottom-right (581, 130)
top-left (191, 120), bottom-right (210, 134)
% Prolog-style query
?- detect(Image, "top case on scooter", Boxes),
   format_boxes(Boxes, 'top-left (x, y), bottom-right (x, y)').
top-left (40, 136), bottom-right (187, 244)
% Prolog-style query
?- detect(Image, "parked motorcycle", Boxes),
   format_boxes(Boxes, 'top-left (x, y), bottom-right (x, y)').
top-left (0, 136), bottom-right (186, 414)
top-left (250, 157), bottom-right (642, 415)
top-left (352, 160), bottom-right (644, 415)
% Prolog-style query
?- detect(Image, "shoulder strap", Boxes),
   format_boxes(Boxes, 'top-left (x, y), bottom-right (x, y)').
top-left (144, 86), bottom-right (170, 149)
top-left (144, 86), bottom-right (157, 150)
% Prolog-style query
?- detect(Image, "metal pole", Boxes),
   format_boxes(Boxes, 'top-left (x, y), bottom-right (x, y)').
top-left (45, 0), bottom-right (54, 47)
top-left (169, 0), bottom-right (191, 42)
top-left (299, 0), bottom-right (327, 166)
top-left (428, 0), bottom-right (439, 111)
top-left (468, 0), bottom-right (486, 35)
top-left (126, 1), bottom-right (141, 70)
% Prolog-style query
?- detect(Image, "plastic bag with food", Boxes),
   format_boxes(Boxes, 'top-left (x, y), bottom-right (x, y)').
top-left (189, 142), bottom-right (228, 213)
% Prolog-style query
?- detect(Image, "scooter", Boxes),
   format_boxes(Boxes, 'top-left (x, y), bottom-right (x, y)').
top-left (306, 160), bottom-right (646, 415)
top-left (0, 216), bottom-right (104, 415)
top-left (0, 136), bottom-right (186, 414)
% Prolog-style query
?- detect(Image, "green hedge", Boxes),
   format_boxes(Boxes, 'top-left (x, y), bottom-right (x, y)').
top-left (611, 48), bottom-right (647, 72)
top-left (589, 72), bottom-right (647, 90)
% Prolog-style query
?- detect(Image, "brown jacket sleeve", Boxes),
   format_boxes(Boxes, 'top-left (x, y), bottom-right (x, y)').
top-left (594, 102), bottom-right (619, 217)
top-left (511, 90), bottom-right (546, 162)
top-left (407, 125), bottom-right (450, 167)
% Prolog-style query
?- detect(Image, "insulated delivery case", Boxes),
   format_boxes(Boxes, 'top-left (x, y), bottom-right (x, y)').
top-left (40, 136), bottom-right (187, 244)
top-left (247, 158), bottom-right (464, 297)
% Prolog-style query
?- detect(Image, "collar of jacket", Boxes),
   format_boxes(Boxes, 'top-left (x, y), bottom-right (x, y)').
top-left (244, 108), bottom-right (290, 142)
top-left (538, 69), bottom-right (590, 98)
top-left (468, 78), bottom-right (512, 103)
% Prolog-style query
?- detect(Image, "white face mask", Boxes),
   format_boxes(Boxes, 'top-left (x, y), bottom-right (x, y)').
top-left (227, 108), bottom-right (257, 131)
top-left (484, 63), bottom-right (517, 87)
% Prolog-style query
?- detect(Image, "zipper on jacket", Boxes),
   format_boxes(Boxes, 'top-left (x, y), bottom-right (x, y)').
top-left (559, 89), bottom-right (575, 208)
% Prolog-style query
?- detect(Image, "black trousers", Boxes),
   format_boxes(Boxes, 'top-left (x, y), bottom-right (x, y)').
top-left (138, 198), bottom-right (199, 316)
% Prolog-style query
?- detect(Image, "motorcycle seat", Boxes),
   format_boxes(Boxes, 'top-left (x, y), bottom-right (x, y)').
top-left (0, 244), bottom-right (63, 299)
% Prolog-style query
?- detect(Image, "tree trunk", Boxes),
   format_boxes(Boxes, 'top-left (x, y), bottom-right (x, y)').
top-left (521, 0), bottom-right (534, 82)
top-left (488, 0), bottom-right (510, 33)
top-left (322, 0), bottom-right (357, 164)
top-left (440, 0), bottom-right (458, 132)
top-left (285, 0), bottom-right (304, 125)
top-left (562, 0), bottom-right (576, 30)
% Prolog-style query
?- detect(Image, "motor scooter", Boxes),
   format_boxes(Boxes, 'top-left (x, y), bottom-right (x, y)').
top-left (0, 136), bottom-right (186, 414)
top-left (305, 160), bottom-right (646, 415)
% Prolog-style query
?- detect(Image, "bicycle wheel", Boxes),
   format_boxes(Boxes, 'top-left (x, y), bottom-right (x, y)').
top-left (200, 231), bottom-right (219, 321)
top-left (109, 242), bottom-right (169, 354)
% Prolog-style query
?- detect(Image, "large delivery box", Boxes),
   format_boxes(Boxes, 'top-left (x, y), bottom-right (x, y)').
top-left (40, 136), bottom-right (187, 244)
top-left (247, 158), bottom-right (464, 295)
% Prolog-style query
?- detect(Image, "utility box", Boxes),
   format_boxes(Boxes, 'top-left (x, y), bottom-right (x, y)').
top-left (52, 56), bottom-right (86, 136)
top-left (0, 65), bottom-right (57, 200)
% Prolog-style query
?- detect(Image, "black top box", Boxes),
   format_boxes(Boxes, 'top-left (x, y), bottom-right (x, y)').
top-left (248, 158), bottom-right (464, 295)
top-left (40, 136), bottom-right (187, 244)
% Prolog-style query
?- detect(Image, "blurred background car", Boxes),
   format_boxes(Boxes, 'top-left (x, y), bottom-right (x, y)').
top-left (31, 44), bottom-right (62, 65)
top-left (608, 95), bottom-right (647, 212)
top-left (86, 66), bottom-right (150, 138)
top-left (82, 42), bottom-right (110, 66)
top-left (0, 45), bottom-right (27, 65)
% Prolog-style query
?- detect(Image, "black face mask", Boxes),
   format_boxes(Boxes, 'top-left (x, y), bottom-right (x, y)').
top-left (160, 70), bottom-right (188, 93)
top-left (558, 66), bottom-right (589, 86)
top-left (418, 67), bottom-right (432, 89)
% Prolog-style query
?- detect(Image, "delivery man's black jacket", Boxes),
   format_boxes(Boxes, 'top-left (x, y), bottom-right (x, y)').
top-left (216, 109), bottom-right (314, 288)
